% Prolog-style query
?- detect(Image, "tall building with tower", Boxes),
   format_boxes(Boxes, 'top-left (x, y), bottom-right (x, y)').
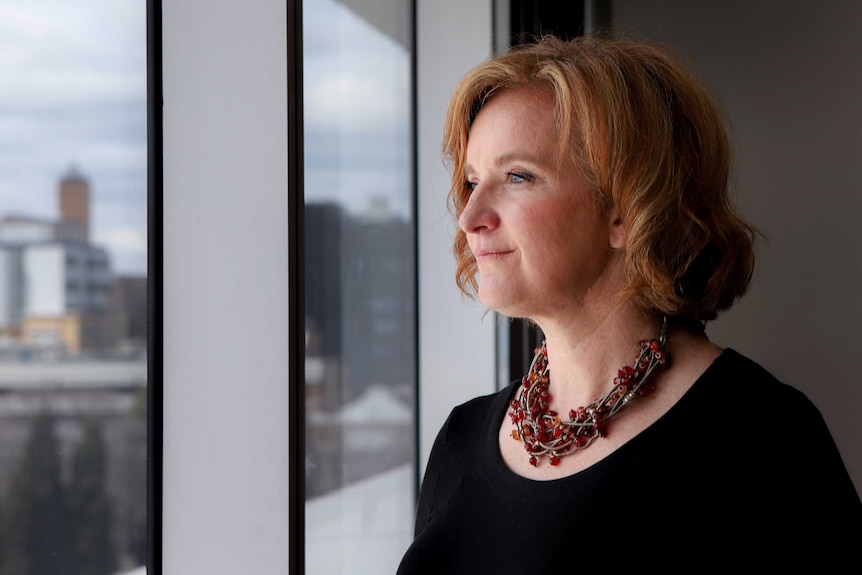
top-left (58, 165), bottom-right (91, 242)
top-left (0, 167), bottom-right (115, 355)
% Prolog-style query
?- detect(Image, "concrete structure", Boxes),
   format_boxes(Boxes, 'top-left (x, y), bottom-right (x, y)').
top-left (0, 168), bottom-right (115, 354)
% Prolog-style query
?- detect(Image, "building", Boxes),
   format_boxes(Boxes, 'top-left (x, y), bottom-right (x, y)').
top-left (304, 201), bottom-right (415, 497)
top-left (0, 168), bottom-right (116, 355)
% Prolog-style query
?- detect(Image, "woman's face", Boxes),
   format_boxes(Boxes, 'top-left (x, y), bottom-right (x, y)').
top-left (459, 87), bottom-right (624, 322)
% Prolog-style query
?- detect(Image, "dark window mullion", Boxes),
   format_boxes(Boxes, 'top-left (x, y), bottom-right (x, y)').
top-left (288, 0), bottom-right (305, 573)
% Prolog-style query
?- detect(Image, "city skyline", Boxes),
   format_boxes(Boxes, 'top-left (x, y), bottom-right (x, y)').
top-left (0, 0), bottom-right (411, 276)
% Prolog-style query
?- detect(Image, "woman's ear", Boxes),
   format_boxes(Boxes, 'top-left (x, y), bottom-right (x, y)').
top-left (608, 208), bottom-right (626, 250)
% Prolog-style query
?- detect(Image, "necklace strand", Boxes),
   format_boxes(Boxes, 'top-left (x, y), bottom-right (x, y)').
top-left (508, 317), bottom-right (670, 467)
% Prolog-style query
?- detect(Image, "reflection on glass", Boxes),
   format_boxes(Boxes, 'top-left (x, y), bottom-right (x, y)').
top-left (0, 2), bottom-right (147, 574)
top-left (303, 0), bottom-right (416, 572)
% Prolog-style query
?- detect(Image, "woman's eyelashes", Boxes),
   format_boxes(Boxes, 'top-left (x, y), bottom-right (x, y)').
top-left (505, 170), bottom-right (534, 184)
top-left (465, 170), bottom-right (535, 192)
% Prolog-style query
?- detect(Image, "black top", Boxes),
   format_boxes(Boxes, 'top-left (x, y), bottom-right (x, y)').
top-left (397, 349), bottom-right (862, 572)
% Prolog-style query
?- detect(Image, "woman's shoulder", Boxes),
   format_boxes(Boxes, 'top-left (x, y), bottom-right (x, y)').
top-left (444, 381), bottom-right (518, 435)
top-left (688, 347), bottom-right (845, 463)
top-left (697, 347), bottom-right (813, 408)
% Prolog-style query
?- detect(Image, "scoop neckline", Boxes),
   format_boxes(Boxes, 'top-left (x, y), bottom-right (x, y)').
top-left (479, 348), bottom-right (736, 491)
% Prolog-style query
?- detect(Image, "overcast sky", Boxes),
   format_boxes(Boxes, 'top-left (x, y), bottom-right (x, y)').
top-left (0, 0), bottom-right (146, 274)
top-left (0, 0), bottom-right (410, 275)
top-left (304, 0), bottom-right (412, 220)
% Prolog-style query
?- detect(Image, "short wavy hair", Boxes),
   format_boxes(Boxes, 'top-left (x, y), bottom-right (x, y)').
top-left (443, 35), bottom-right (756, 323)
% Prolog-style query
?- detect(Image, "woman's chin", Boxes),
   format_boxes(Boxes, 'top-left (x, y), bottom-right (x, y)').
top-left (477, 288), bottom-right (524, 318)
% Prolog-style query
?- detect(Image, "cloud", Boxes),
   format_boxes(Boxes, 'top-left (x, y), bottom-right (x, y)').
top-left (1, 0), bottom-right (413, 274)
top-left (303, 0), bottom-right (410, 133)
top-left (303, 0), bottom-right (412, 219)
top-left (0, 1), bottom-right (145, 112)
top-left (0, 0), bottom-right (148, 274)
top-left (99, 226), bottom-right (146, 253)
top-left (95, 226), bottom-right (147, 275)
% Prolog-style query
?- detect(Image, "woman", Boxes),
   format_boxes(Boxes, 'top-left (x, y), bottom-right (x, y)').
top-left (397, 36), bottom-right (861, 572)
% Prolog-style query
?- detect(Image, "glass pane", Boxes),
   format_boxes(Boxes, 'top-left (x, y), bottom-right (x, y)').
top-left (0, 2), bottom-right (148, 574)
top-left (303, 0), bottom-right (415, 572)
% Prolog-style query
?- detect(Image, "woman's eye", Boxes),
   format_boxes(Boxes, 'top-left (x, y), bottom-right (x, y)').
top-left (506, 171), bottom-right (532, 184)
top-left (466, 180), bottom-right (478, 191)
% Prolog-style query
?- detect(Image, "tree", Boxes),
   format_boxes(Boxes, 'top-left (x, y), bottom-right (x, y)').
top-left (2, 413), bottom-right (71, 575)
top-left (67, 419), bottom-right (117, 575)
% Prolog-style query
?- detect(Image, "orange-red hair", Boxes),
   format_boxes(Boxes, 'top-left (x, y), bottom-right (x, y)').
top-left (444, 35), bottom-right (756, 322)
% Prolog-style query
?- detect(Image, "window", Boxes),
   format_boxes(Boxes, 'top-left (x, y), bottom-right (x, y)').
top-left (0, 2), bottom-right (148, 573)
top-left (302, 0), bottom-right (417, 572)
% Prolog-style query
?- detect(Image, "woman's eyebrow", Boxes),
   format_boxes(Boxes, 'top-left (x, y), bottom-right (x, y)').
top-left (464, 151), bottom-right (551, 175)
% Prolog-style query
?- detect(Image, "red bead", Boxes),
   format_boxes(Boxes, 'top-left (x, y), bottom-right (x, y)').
top-left (514, 327), bottom-right (666, 467)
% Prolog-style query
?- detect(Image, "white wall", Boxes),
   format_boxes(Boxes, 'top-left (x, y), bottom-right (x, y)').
top-left (24, 245), bottom-right (64, 315)
top-left (615, 0), bottom-right (862, 494)
top-left (417, 0), bottom-right (497, 472)
top-left (161, 1), bottom-right (290, 572)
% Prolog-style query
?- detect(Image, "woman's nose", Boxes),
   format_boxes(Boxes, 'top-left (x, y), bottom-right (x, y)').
top-left (458, 183), bottom-right (499, 234)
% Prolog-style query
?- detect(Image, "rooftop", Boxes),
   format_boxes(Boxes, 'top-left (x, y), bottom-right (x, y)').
top-left (0, 359), bottom-right (146, 390)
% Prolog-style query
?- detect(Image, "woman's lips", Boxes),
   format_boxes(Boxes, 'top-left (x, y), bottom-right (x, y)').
top-left (473, 249), bottom-right (514, 261)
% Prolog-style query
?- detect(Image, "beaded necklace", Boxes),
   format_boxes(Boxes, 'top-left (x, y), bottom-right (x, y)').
top-left (508, 318), bottom-right (670, 467)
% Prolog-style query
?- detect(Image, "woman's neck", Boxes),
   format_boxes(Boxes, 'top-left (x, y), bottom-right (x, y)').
top-left (533, 302), bottom-right (663, 411)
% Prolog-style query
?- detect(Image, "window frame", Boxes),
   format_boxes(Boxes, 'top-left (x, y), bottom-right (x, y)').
top-left (287, 0), bottom-right (304, 572)
top-left (147, 1), bottom-right (164, 572)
